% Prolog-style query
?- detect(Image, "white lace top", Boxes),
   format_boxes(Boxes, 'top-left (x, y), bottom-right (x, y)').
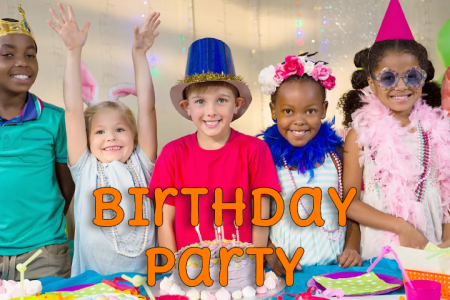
top-left (360, 130), bottom-right (443, 260)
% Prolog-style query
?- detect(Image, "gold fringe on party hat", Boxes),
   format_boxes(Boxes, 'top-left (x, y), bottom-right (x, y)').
top-left (0, 5), bottom-right (35, 42)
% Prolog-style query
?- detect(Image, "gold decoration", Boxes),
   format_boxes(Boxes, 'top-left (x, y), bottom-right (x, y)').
top-left (176, 71), bottom-right (248, 86)
top-left (0, 5), bottom-right (35, 42)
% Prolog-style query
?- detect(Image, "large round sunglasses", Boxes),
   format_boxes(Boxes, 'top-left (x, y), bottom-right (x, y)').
top-left (373, 66), bottom-right (427, 90)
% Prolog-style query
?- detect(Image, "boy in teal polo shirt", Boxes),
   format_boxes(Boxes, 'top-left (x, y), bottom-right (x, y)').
top-left (0, 6), bottom-right (74, 279)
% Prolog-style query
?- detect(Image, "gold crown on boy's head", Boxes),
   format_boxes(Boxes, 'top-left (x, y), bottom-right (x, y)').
top-left (0, 5), bottom-right (35, 42)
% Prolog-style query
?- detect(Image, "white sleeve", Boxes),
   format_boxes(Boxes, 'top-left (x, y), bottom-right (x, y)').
top-left (68, 149), bottom-right (93, 183)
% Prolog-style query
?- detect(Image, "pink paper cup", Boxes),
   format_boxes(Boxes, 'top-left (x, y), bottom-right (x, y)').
top-left (405, 279), bottom-right (441, 300)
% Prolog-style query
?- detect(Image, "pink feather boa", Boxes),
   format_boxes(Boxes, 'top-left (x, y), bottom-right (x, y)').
top-left (352, 88), bottom-right (450, 238)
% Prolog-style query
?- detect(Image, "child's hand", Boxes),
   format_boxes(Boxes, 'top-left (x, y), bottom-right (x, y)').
top-left (338, 248), bottom-right (363, 268)
top-left (132, 12), bottom-right (161, 54)
top-left (266, 252), bottom-right (286, 277)
top-left (47, 3), bottom-right (90, 50)
top-left (438, 240), bottom-right (450, 248)
top-left (397, 220), bottom-right (428, 249)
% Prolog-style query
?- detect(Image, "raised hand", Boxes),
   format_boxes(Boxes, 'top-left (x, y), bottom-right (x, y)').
top-left (133, 12), bottom-right (161, 54)
top-left (47, 3), bottom-right (90, 50)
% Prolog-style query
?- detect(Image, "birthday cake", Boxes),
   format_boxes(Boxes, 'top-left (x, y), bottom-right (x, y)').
top-left (159, 228), bottom-right (280, 299)
top-left (0, 279), bottom-right (42, 300)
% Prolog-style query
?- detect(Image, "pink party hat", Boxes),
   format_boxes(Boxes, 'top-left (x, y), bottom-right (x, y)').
top-left (375, 0), bottom-right (414, 42)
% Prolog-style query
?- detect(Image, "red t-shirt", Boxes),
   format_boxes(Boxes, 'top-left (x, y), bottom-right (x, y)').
top-left (147, 129), bottom-right (281, 251)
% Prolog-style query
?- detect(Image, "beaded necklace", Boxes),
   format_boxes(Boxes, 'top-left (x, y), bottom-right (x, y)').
top-left (97, 159), bottom-right (150, 258)
top-left (369, 121), bottom-right (432, 203)
top-left (282, 152), bottom-right (343, 241)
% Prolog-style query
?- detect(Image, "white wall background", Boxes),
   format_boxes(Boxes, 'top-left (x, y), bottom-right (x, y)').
top-left (3, 0), bottom-right (449, 150)
top-left (2, 0), bottom-right (449, 238)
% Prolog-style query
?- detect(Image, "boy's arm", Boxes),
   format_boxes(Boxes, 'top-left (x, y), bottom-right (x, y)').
top-left (252, 195), bottom-right (270, 248)
top-left (55, 162), bottom-right (75, 214)
top-left (132, 13), bottom-right (160, 163)
top-left (265, 239), bottom-right (286, 277)
top-left (158, 205), bottom-right (177, 265)
top-left (148, 145), bottom-right (176, 264)
top-left (48, 4), bottom-right (90, 166)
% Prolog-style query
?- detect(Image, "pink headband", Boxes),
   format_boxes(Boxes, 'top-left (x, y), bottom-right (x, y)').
top-left (258, 54), bottom-right (336, 95)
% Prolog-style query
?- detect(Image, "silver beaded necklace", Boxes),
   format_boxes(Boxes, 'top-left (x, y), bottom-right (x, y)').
top-left (97, 159), bottom-right (150, 258)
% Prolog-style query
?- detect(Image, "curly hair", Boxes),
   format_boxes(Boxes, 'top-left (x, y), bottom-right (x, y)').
top-left (271, 74), bottom-right (327, 103)
top-left (338, 40), bottom-right (441, 128)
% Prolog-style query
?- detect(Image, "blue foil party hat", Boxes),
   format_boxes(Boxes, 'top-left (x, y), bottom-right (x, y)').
top-left (184, 37), bottom-right (236, 77)
top-left (170, 38), bottom-right (252, 121)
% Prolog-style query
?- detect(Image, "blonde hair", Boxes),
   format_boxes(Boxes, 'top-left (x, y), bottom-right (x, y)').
top-left (183, 81), bottom-right (239, 99)
top-left (84, 101), bottom-right (138, 149)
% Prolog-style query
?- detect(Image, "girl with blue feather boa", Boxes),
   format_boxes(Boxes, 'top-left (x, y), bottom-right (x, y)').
top-left (258, 53), bottom-right (362, 276)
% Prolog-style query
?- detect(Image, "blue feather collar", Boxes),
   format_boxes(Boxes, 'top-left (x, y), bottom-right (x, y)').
top-left (259, 119), bottom-right (343, 182)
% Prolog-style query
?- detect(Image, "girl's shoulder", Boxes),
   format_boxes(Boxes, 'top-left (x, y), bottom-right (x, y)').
top-left (132, 146), bottom-right (155, 173)
top-left (412, 100), bottom-right (450, 134)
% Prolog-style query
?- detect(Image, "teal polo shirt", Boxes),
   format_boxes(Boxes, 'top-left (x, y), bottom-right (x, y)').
top-left (0, 92), bottom-right (68, 255)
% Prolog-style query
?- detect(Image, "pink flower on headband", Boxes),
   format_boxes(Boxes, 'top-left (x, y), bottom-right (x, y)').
top-left (283, 55), bottom-right (304, 78)
top-left (322, 75), bottom-right (336, 90)
top-left (274, 63), bottom-right (285, 84)
top-left (258, 54), bottom-right (336, 95)
top-left (312, 62), bottom-right (332, 81)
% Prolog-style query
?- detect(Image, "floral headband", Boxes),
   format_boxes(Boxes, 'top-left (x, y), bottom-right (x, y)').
top-left (258, 53), bottom-right (336, 95)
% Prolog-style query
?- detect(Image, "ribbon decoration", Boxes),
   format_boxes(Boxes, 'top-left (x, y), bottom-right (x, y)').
top-left (276, 287), bottom-right (329, 300)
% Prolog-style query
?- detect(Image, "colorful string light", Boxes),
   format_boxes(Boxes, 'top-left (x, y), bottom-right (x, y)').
top-left (296, 0), bottom-right (303, 50)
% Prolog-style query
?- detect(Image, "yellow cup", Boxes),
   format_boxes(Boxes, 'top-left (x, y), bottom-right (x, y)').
top-left (10, 297), bottom-right (39, 300)
top-left (11, 294), bottom-right (76, 300)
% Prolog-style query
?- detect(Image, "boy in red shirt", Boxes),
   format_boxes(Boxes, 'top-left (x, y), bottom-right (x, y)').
top-left (147, 38), bottom-right (281, 256)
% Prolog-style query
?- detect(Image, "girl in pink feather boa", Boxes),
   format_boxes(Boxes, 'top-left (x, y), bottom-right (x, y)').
top-left (48, 4), bottom-right (160, 275)
top-left (338, 38), bottom-right (450, 261)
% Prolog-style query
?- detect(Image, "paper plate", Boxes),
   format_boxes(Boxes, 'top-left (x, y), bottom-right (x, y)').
top-left (306, 271), bottom-right (403, 297)
top-left (55, 284), bottom-right (96, 292)
top-left (75, 293), bottom-right (140, 300)
top-left (150, 278), bottom-right (286, 300)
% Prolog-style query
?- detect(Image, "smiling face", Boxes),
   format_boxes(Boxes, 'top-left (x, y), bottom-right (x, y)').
top-left (88, 107), bottom-right (135, 163)
top-left (270, 79), bottom-right (328, 147)
top-left (368, 51), bottom-right (422, 116)
top-left (180, 83), bottom-right (245, 143)
top-left (0, 34), bottom-right (38, 95)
